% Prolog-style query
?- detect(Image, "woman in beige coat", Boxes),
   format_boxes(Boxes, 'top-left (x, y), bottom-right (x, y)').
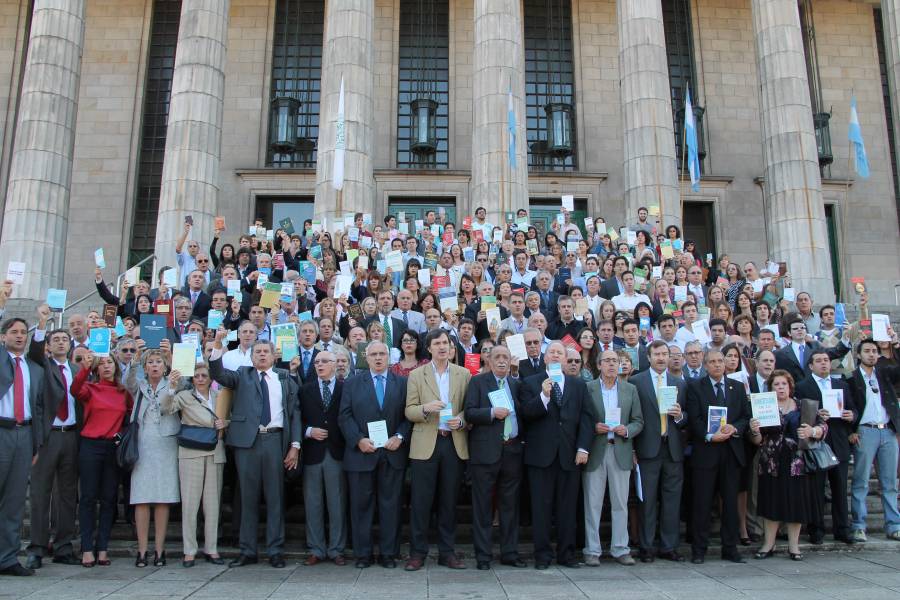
top-left (161, 364), bottom-right (227, 567)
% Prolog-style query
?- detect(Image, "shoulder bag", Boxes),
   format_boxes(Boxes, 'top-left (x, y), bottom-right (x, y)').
top-left (177, 394), bottom-right (219, 451)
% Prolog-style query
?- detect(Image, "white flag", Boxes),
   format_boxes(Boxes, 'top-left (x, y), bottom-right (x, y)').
top-left (332, 76), bottom-right (345, 191)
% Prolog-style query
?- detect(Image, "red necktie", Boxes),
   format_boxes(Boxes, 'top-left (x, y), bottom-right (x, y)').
top-left (56, 364), bottom-right (69, 422)
top-left (13, 357), bottom-right (25, 423)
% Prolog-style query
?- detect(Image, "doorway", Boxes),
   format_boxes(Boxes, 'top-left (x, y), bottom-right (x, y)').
top-left (682, 201), bottom-right (717, 260)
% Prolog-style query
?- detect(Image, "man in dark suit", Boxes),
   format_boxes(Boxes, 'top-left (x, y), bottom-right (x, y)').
top-left (339, 341), bottom-right (410, 568)
top-left (685, 349), bottom-right (751, 564)
top-left (183, 269), bottom-right (212, 320)
top-left (167, 297), bottom-right (194, 343)
top-left (520, 341), bottom-right (594, 569)
top-left (600, 256), bottom-right (629, 299)
top-left (774, 317), bottom-right (849, 382)
top-left (209, 330), bottom-right (301, 568)
top-left (531, 271), bottom-right (560, 322)
top-left (295, 320), bottom-right (320, 384)
top-left (0, 297), bottom-right (46, 576)
top-left (546, 295), bottom-right (583, 341)
top-left (25, 306), bottom-right (81, 569)
top-left (464, 284), bottom-right (510, 342)
top-left (847, 337), bottom-right (900, 543)
top-left (464, 345), bottom-right (525, 570)
top-left (682, 341), bottom-right (707, 381)
top-left (516, 328), bottom-right (544, 380)
top-left (795, 349), bottom-right (856, 544)
top-left (300, 351), bottom-right (347, 565)
top-left (631, 341), bottom-right (688, 562)
top-left (362, 290), bottom-right (408, 351)
top-left (616, 319), bottom-right (649, 372)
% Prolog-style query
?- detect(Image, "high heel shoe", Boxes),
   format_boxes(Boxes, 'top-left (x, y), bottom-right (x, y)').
top-left (202, 552), bottom-right (225, 565)
top-left (153, 550), bottom-right (167, 567)
top-left (135, 552), bottom-right (148, 568)
top-left (754, 547), bottom-right (775, 560)
top-left (789, 552), bottom-right (803, 561)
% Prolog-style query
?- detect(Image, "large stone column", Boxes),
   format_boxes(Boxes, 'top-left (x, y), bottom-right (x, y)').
top-left (0, 0), bottom-right (84, 300)
top-left (153, 0), bottom-right (230, 266)
top-left (752, 0), bottom-right (833, 301)
top-left (471, 0), bottom-right (529, 226)
top-left (882, 1), bottom-right (900, 198)
top-left (314, 0), bottom-right (375, 225)
top-left (618, 0), bottom-right (680, 229)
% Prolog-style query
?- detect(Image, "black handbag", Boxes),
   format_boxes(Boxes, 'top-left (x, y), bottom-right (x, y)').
top-left (116, 393), bottom-right (143, 470)
top-left (804, 441), bottom-right (840, 473)
top-left (177, 395), bottom-right (220, 452)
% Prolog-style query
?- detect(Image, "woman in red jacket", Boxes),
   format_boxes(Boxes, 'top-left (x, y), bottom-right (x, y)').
top-left (71, 352), bottom-right (132, 567)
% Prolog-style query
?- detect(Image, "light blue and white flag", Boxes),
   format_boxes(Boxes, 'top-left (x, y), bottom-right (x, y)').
top-left (507, 88), bottom-right (517, 170)
top-left (849, 96), bottom-right (869, 179)
top-left (684, 90), bottom-right (700, 192)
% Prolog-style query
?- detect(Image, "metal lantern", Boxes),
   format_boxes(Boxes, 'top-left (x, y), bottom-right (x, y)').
top-left (813, 111), bottom-right (833, 168)
top-left (545, 102), bottom-right (574, 157)
top-left (410, 98), bottom-right (438, 155)
top-left (268, 97), bottom-right (300, 154)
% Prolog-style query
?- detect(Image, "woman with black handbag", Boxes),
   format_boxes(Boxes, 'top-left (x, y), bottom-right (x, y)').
top-left (748, 370), bottom-right (827, 561)
top-left (160, 364), bottom-right (227, 567)
top-left (70, 352), bottom-right (132, 568)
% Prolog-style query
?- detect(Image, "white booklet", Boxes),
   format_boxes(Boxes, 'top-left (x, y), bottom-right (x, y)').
top-left (367, 420), bottom-right (388, 449)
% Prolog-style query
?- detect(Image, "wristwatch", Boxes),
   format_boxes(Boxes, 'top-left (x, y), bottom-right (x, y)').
top-left (395, 433), bottom-right (404, 441)
top-left (290, 441), bottom-right (301, 449)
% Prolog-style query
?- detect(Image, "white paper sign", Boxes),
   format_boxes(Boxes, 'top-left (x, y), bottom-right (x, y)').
top-left (822, 389), bottom-right (844, 418)
top-left (750, 392), bottom-right (780, 428)
top-left (506, 334), bottom-right (528, 361)
top-left (334, 275), bottom-right (353, 299)
top-left (561, 195), bottom-right (574, 211)
top-left (872, 314), bottom-right (892, 342)
top-left (368, 420), bottom-right (389, 449)
top-left (417, 268), bottom-right (431, 287)
top-left (6, 262), bottom-right (25, 285)
top-left (693, 319), bottom-right (711, 344)
top-left (605, 407), bottom-right (621, 428)
top-left (783, 287), bottom-right (796, 302)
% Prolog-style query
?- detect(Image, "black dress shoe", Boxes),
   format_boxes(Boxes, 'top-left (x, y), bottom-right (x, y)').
top-left (638, 552), bottom-right (654, 563)
top-left (0, 563), bottom-right (34, 576)
top-left (500, 558), bottom-right (527, 568)
top-left (535, 562), bottom-right (549, 570)
top-left (356, 558), bottom-right (372, 568)
top-left (229, 555), bottom-right (258, 568)
top-left (202, 553), bottom-right (225, 565)
top-left (25, 555), bottom-right (41, 570)
top-left (657, 551), bottom-right (685, 563)
top-left (182, 559), bottom-right (195, 568)
top-left (476, 561), bottom-right (490, 570)
top-left (270, 554), bottom-right (286, 568)
top-left (52, 554), bottom-right (81, 566)
top-left (380, 557), bottom-right (396, 569)
top-left (809, 535), bottom-right (824, 546)
top-left (691, 554), bottom-right (705, 564)
top-left (560, 560), bottom-right (580, 568)
top-left (722, 553), bottom-right (746, 564)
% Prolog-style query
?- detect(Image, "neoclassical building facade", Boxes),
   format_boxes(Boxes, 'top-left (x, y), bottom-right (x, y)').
top-left (0, 0), bottom-right (899, 306)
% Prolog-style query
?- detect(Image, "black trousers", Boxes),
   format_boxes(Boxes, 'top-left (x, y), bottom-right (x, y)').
top-left (808, 461), bottom-right (850, 540)
top-left (470, 443), bottom-right (523, 562)
top-left (409, 435), bottom-right (463, 558)
top-left (346, 453), bottom-right (405, 559)
top-left (78, 438), bottom-right (119, 553)
top-left (529, 456), bottom-right (581, 565)
top-left (692, 447), bottom-right (740, 556)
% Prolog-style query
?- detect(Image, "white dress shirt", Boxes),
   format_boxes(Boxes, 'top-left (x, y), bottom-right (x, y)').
top-left (222, 345), bottom-right (254, 371)
top-left (0, 351), bottom-right (31, 420)
top-left (492, 376), bottom-right (519, 439)
top-left (858, 368), bottom-right (888, 425)
top-left (258, 366), bottom-right (283, 429)
top-left (432, 362), bottom-right (452, 431)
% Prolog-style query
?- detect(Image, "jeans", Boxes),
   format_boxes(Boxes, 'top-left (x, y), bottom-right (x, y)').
top-left (850, 426), bottom-right (900, 534)
top-left (78, 438), bottom-right (119, 553)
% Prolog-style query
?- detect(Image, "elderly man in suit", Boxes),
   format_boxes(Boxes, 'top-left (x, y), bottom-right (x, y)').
top-left (0, 289), bottom-right (47, 576)
top-left (209, 330), bottom-right (301, 568)
top-left (339, 342), bottom-right (409, 568)
top-left (464, 345), bottom-right (526, 570)
top-left (631, 341), bottom-right (688, 563)
top-left (404, 329), bottom-right (471, 571)
top-left (516, 327), bottom-right (545, 381)
top-left (25, 305), bottom-right (82, 569)
top-left (583, 349), bottom-right (643, 566)
top-left (685, 350), bottom-right (751, 564)
top-left (391, 289), bottom-right (426, 334)
top-left (300, 350), bottom-right (347, 566)
top-left (363, 290), bottom-right (408, 351)
top-left (774, 316), bottom-right (849, 383)
top-left (521, 341), bottom-right (594, 569)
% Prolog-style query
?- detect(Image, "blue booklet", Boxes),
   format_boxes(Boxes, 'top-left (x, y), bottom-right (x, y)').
top-left (140, 314), bottom-right (167, 349)
top-left (87, 328), bottom-right (111, 357)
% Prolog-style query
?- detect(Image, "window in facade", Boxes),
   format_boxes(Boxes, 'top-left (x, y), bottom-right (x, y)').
top-left (662, 0), bottom-right (704, 173)
top-left (397, 0), bottom-right (449, 168)
top-left (267, 0), bottom-right (324, 168)
top-left (798, 0), bottom-right (833, 172)
top-left (128, 0), bottom-right (181, 266)
top-left (524, 0), bottom-right (576, 171)
top-left (874, 8), bottom-right (900, 226)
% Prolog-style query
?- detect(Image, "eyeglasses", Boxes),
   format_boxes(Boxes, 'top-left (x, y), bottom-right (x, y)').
top-left (567, 358), bottom-right (582, 364)
top-left (119, 348), bottom-right (136, 354)
top-left (525, 340), bottom-right (541, 346)
top-left (197, 259), bottom-right (209, 264)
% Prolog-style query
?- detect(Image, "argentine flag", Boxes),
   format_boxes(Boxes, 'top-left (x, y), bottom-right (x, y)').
top-left (508, 88), bottom-right (517, 170)
top-left (684, 90), bottom-right (700, 192)
top-left (849, 96), bottom-right (869, 179)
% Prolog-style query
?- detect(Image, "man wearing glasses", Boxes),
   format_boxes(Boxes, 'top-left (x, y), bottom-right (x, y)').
top-left (774, 316), bottom-right (849, 383)
top-left (686, 267), bottom-right (706, 304)
top-left (175, 220), bottom-right (201, 282)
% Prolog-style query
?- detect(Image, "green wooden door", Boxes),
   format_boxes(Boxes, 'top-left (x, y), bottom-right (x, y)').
top-left (387, 200), bottom-right (457, 226)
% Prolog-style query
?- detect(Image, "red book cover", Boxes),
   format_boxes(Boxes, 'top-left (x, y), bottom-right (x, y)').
top-left (432, 275), bottom-right (451, 290)
top-left (462, 216), bottom-right (472, 230)
top-left (442, 232), bottom-right (454, 246)
top-left (154, 299), bottom-right (174, 328)
top-left (472, 229), bottom-right (484, 243)
top-left (561, 334), bottom-right (582, 353)
top-left (464, 353), bottom-right (481, 375)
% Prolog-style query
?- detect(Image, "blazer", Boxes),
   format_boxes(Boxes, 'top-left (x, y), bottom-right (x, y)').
top-left (125, 368), bottom-right (181, 437)
top-left (464, 298), bottom-right (510, 342)
top-left (160, 388), bottom-right (226, 461)
top-left (405, 362), bottom-right (471, 460)
top-left (584, 378), bottom-right (643, 472)
top-left (390, 308), bottom-right (426, 334)
top-left (774, 341), bottom-right (849, 383)
top-left (183, 289), bottom-right (212, 320)
top-left (209, 356), bottom-right (301, 454)
top-left (847, 365), bottom-right (900, 433)
top-left (794, 375), bottom-right (856, 461)
top-left (299, 378), bottom-right (346, 465)
top-left (601, 277), bottom-right (623, 301)
top-left (615, 342), bottom-right (650, 373)
top-left (463, 372), bottom-right (523, 465)
top-left (629, 369), bottom-right (687, 462)
top-left (531, 289), bottom-right (560, 322)
top-left (295, 346), bottom-right (320, 384)
top-left (362, 315), bottom-right (408, 351)
top-left (498, 315), bottom-right (529, 338)
top-left (517, 356), bottom-right (545, 381)
top-left (0, 347), bottom-right (46, 454)
top-left (685, 376), bottom-right (751, 468)
top-left (27, 335), bottom-right (82, 430)
top-left (339, 370), bottom-right (410, 471)
top-left (520, 371), bottom-right (594, 471)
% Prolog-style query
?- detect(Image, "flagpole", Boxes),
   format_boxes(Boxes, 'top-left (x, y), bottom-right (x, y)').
top-left (795, 119), bottom-right (818, 270)
top-left (652, 111), bottom-right (664, 229)
top-left (680, 124), bottom-right (688, 224)
top-left (840, 132), bottom-right (853, 304)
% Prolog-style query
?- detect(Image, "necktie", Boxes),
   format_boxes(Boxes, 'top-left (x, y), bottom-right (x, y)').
top-left (322, 342), bottom-right (329, 351)
top-left (533, 358), bottom-right (539, 369)
top-left (657, 372), bottom-right (667, 436)
top-left (383, 316), bottom-right (393, 346)
top-left (715, 382), bottom-right (725, 406)
top-left (259, 371), bottom-right (271, 427)
top-left (375, 374), bottom-right (385, 410)
top-left (191, 291), bottom-right (198, 306)
top-left (797, 344), bottom-right (805, 366)
top-left (551, 382), bottom-right (563, 408)
top-left (402, 311), bottom-right (409, 325)
top-left (57, 364), bottom-right (69, 422)
top-left (499, 378), bottom-right (512, 440)
top-left (302, 350), bottom-right (311, 373)
top-left (13, 357), bottom-right (25, 424)
top-left (321, 380), bottom-right (332, 410)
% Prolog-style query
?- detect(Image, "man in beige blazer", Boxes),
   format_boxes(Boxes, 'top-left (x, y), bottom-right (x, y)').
top-left (583, 349), bottom-right (643, 566)
top-left (404, 329), bottom-right (471, 571)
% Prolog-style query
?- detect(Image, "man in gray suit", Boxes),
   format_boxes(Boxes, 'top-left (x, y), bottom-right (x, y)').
top-left (209, 329), bottom-right (301, 568)
top-left (631, 340), bottom-right (688, 563)
top-left (391, 290), bottom-right (426, 334)
top-left (582, 350), bottom-right (643, 566)
top-left (0, 288), bottom-right (47, 576)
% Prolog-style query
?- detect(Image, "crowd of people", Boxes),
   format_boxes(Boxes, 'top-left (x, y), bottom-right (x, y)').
top-left (0, 204), bottom-right (899, 577)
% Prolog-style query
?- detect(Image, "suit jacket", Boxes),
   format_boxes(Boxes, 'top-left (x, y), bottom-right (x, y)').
top-left (125, 368), bottom-right (181, 436)
top-left (296, 346), bottom-right (320, 384)
top-left (518, 356), bottom-right (545, 381)
top-left (300, 378), bottom-right (346, 465)
top-left (685, 376), bottom-right (751, 468)
top-left (339, 370), bottom-right (410, 471)
top-left (847, 365), bottom-right (900, 433)
top-left (774, 341), bottom-right (850, 383)
top-left (405, 362), bottom-right (470, 460)
top-left (167, 321), bottom-right (193, 344)
top-left (184, 289), bottom-right (212, 319)
top-left (390, 308), bottom-right (426, 334)
top-left (547, 318), bottom-right (585, 342)
top-left (464, 372), bottom-right (523, 465)
top-left (615, 342), bottom-right (650, 373)
top-left (584, 378), bottom-right (643, 471)
top-left (601, 277), bottom-right (623, 301)
top-left (464, 299), bottom-right (510, 342)
top-left (498, 315), bottom-right (529, 338)
top-left (0, 346), bottom-right (46, 454)
top-left (209, 356), bottom-right (301, 454)
top-left (520, 372), bottom-right (594, 471)
top-left (27, 335), bottom-right (82, 430)
top-left (630, 369), bottom-right (687, 462)
top-left (683, 365), bottom-right (707, 381)
top-left (795, 375), bottom-right (856, 461)
top-left (362, 314), bottom-right (408, 351)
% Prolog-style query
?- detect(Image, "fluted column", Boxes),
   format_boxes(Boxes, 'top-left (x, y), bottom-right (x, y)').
top-left (0, 0), bottom-right (84, 300)
top-left (882, 1), bottom-right (900, 198)
top-left (153, 0), bottom-right (230, 265)
top-left (314, 0), bottom-right (375, 224)
top-left (471, 0), bottom-right (528, 225)
top-left (752, 0), bottom-right (833, 301)
top-left (618, 0), bottom-right (680, 229)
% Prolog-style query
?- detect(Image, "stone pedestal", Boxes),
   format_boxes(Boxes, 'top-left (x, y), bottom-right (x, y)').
top-left (752, 0), bottom-right (833, 302)
top-left (0, 0), bottom-right (85, 300)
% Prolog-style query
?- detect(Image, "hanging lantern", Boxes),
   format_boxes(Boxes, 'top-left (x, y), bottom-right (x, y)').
top-left (410, 98), bottom-right (438, 155)
top-left (545, 102), bottom-right (574, 157)
top-left (813, 111), bottom-right (833, 168)
top-left (268, 97), bottom-right (300, 154)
